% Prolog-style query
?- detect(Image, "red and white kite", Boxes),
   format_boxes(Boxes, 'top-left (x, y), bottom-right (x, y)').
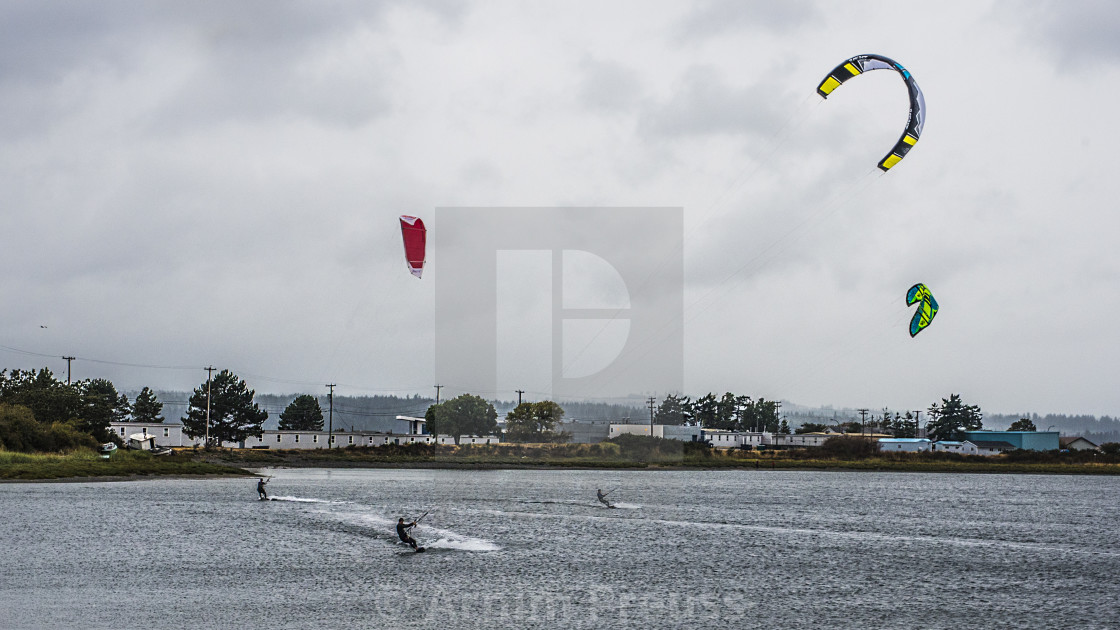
top-left (399, 215), bottom-right (426, 278)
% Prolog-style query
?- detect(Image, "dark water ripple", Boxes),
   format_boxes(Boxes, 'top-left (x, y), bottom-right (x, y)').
top-left (1, 469), bottom-right (1118, 629)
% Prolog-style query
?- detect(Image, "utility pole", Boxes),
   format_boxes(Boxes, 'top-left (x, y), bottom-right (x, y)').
top-left (515, 389), bottom-right (525, 406)
top-left (326, 384), bottom-right (336, 449)
top-left (913, 410), bottom-right (923, 438)
top-left (431, 384), bottom-right (444, 447)
top-left (62, 356), bottom-right (75, 384)
top-left (647, 396), bottom-right (657, 437)
top-left (204, 366), bottom-right (216, 447)
top-left (858, 408), bottom-right (869, 435)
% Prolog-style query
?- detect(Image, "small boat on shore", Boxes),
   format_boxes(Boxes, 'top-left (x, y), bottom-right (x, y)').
top-left (99, 443), bottom-right (118, 458)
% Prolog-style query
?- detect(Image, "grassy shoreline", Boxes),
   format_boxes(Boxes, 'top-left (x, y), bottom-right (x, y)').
top-left (0, 449), bottom-right (253, 481)
top-left (5, 442), bottom-right (1120, 480)
top-left (194, 443), bottom-right (1120, 476)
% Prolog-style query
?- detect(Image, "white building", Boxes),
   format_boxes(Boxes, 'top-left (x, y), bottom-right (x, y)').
top-left (436, 435), bottom-right (500, 445)
top-left (108, 422), bottom-right (184, 447)
top-left (608, 424), bottom-right (702, 442)
top-left (1060, 436), bottom-right (1100, 451)
top-left (878, 438), bottom-right (932, 453)
top-left (931, 440), bottom-right (980, 455)
top-left (609, 423), bottom-right (658, 438)
top-left (558, 421), bottom-right (611, 444)
top-left (231, 430), bottom-right (500, 450)
top-left (699, 429), bottom-right (772, 449)
top-left (701, 429), bottom-right (740, 449)
top-left (396, 416), bottom-right (427, 434)
top-left (772, 432), bottom-right (833, 448)
top-left (735, 431), bottom-right (771, 448)
top-left (663, 425), bottom-right (703, 442)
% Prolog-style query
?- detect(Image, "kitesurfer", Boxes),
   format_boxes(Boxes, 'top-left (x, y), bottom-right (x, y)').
top-left (257, 478), bottom-right (269, 500)
top-left (397, 517), bottom-right (419, 549)
top-left (597, 488), bottom-right (613, 508)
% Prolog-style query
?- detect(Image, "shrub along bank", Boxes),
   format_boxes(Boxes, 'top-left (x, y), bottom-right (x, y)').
top-left (0, 448), bottom-right (252, 480)
top-left (190, 435), bottom-right (1120, 475)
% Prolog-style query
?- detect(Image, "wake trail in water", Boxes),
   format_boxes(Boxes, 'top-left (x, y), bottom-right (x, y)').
top-left (645, 517), bottom-right (1117, 556)
top-left (308, 505), bottom-right (501, 552)
top-left (267, 496), bottom-right (350, 504)
top-left (517, 499), bottom-right (592, 507)
top-left (478, 508), bottom-right (638, 525)
top-left (516, 498), bottom-right (642, 510)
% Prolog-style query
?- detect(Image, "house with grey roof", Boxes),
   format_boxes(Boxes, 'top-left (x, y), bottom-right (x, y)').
top-left (1059, 436), bottom-right (1100, 451)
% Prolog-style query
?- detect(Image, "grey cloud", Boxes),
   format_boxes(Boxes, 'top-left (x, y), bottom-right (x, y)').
top-left (0, 2), bottom-right (122, 84)
top-left (0, 1), bottom-right (468, 135)
top-left (578, 57), bottom-right (645, 113)
top-left (1005, 0), bottom-right (1120, 67)
top-left (675, 0), bottom-right (820, 41)
top-left (640, 65), bottom-right (787, 138)
top-left (0, 1), bottom-right (385, 85)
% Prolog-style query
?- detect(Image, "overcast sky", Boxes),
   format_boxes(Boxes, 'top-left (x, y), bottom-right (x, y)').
top-left (1, 1), bottom-right (1118, 417)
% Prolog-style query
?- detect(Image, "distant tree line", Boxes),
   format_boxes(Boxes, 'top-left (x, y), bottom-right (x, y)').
top-left (0, 367), bottom-right (277, 452)
top-left (652, 393), bottom-right (787, 433)
top-left (4, 365), bottom-right (1108, 458)
top-left (0, 368), bottom-right (163, 452)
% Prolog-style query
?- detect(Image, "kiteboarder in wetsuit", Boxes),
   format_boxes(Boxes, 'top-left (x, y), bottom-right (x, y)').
top-left (597, 488), bottom-right (613, 508)
top-left (257, 478), bottom-right (269, 500)
top-left (397, 517), bottom-right (419, 549)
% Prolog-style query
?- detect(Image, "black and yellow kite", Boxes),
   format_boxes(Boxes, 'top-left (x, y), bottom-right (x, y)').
top-left (817, 54), bottom-right (926, 171)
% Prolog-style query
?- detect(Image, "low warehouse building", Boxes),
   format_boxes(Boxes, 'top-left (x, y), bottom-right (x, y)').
top-left (961, 431), bottom-right (1059, 451)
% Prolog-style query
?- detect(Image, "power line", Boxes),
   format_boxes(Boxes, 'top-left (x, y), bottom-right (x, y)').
top-left (0, 344), bottom-right (199, 370)
top-left (331, 408), bottom-right (429, 418)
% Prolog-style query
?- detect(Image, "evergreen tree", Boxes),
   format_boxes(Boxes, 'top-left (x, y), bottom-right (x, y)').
top-left (712, 393), bottom-right (740, 430)
top-left (131, 387), bottom-right (164, 423)
top-left (755, 398), bottom-right (781, 433)
top-left (1008, 418), bottom-right (1037, 431)
top-left (890, 412), bottom-right (918, 438)
top-left (78, 378), bottom-right (131, 437)
top-left (691, 393), bottom-right (718, 428)
top-left (278, 394), bottom-right (324, 431)
top-left (0, 368), bottom-right (82, 426)
top-left (653, 394), bottom-right (687, 426)
top-left (926, 394), bottom-right (983, 442)
top-left (181, 370), bottom-right (268, 446)
top-left (778, 419), bottom-right (791, 435)
top-left (732, 395), bottom-right (752, 431)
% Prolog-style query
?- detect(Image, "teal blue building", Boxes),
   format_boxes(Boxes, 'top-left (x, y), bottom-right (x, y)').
top-left (961, 430), bottom-right (1059, 451)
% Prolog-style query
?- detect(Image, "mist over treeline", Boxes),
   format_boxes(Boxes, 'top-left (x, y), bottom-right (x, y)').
top-left (985, 412), bottom-right (1120, 444)
top-left (129, 391), bottom-right (647, 433)
top-left (127, 388), bottom-right (1120, 442)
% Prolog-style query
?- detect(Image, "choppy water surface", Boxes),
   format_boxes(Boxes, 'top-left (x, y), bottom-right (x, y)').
top-left (2, 469), bottom-right (1119, 629)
